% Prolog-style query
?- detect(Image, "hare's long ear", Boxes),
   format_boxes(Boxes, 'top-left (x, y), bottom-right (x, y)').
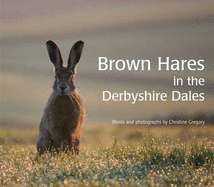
top-left (67, 41), bottom-right (84, 73)
top-left (46, 40), bottom-right (63, 70)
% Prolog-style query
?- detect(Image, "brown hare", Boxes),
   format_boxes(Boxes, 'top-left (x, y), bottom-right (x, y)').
top-left (37, 40), bottom-right (85, 156)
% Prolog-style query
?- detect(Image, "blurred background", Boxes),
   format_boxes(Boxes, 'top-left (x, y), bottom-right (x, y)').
top-left (1, 0), bottom-right (214, 128)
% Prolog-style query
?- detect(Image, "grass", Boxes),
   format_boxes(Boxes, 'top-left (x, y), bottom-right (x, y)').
top-left (0, 125), bottom-right (214, 186)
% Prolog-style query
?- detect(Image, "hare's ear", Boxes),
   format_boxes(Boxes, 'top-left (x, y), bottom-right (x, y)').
top-left (46, 40), bottom-right (63, 70)
top-left (67, 41), bottom-right (84, 72)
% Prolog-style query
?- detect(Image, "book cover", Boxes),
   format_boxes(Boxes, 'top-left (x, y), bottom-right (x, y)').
top-left (1, 1), bottom-right (213, 186)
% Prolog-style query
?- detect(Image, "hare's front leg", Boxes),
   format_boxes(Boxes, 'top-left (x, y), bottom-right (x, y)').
top-left (73, 138), bottom-right (80, 155)
top-left (60, 136), bottom-right (73, 153)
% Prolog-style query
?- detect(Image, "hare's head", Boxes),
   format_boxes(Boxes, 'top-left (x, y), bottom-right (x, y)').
top-left (46, 40), bottom-right (84, 95)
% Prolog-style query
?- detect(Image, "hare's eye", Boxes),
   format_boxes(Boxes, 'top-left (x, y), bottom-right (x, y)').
top-left (71, 74), bottom-right (75, 79)
top-left (57, 75), bottom-right (63, 79)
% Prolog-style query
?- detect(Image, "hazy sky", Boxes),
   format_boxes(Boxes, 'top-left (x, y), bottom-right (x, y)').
top-left (1, 1), bottom-right (214, 125)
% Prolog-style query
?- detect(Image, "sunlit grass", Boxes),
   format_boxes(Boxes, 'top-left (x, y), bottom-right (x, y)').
top-left (0, 125), bottom-right (214, 186)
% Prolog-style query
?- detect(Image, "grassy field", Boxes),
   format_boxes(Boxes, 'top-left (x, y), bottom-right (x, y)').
top-left (0, 125), bottom-right (214, 186)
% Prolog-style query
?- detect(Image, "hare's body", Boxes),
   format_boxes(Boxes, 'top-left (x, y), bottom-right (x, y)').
top-left (37, 40), bottom-right (85, 155)
top-left (38, 93), bottom-right (84, 154)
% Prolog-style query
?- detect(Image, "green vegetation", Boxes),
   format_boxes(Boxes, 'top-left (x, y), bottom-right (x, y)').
top-left (0, 125), bottom-right (214, 186)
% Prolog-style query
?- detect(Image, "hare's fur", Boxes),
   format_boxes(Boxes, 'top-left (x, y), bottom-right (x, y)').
top-left (37, 40), bottom-right (85, 155)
